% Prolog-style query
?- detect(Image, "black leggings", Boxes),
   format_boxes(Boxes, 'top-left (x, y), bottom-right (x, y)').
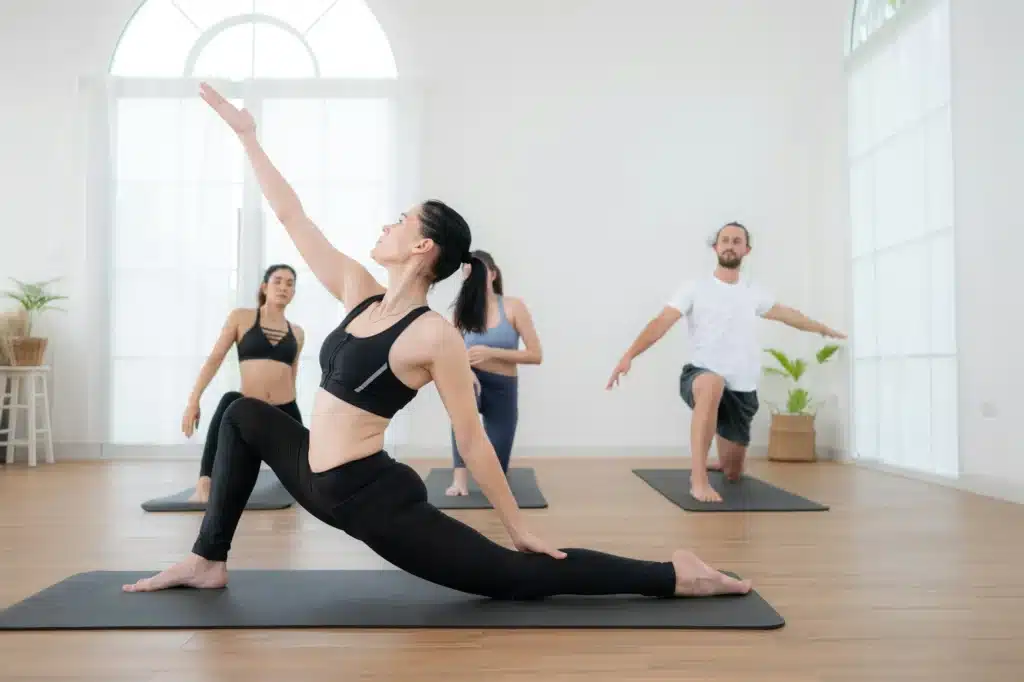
top-left (451, 369), bottom-right (518, 472)
top-left (193, 397), bottom-right (676, 600)
top-left (198, 391), bottom-right (302, 478)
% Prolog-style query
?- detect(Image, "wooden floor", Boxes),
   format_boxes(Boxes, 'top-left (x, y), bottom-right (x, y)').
top-left (0, 456), bottom-right (1022, 682)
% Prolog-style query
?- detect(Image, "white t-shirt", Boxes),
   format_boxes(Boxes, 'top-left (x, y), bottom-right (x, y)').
top-left (666, 274), bottom-right (775, 392)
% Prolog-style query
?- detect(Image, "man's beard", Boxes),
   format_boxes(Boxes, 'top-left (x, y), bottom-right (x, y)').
top-left (717, 252), bottom-right (742, 269)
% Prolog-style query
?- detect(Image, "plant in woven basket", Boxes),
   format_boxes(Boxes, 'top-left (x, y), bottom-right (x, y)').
top-left (762, 343), bottom-right (841, 463)
top-left (3, 278), bottom-right (67, 337)
top-left (762, 344), bottom-right (840, 415)
top-left (2, 278), bottom-right (67, 366)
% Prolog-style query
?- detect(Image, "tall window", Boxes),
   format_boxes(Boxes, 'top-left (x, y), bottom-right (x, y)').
top-left (849, 0), bottom-right (911, 53)
top-left (847, 0), bottom-right (957, 477)
top-left (105, 0), bottom-right (403, 449)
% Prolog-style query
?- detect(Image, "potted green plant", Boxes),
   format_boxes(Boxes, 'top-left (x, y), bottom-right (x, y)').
top-left (2, 278), bottom-right (68, 366)
top-left (762, 343), bottom-right (840, 462)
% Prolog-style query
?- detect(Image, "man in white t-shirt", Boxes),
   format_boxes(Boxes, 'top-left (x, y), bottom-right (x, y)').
top-left (607, 222), bottom-right (845, 503)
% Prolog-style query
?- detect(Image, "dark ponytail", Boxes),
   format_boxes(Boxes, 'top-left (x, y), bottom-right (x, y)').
top-left (491, 265), bottom-right (504, 295)
top-left (453, 255), bottom-right (489, 333)
top-left (257, 263), bottom-right (297, 306)
top-left (452, 249), bottom-right (504, 333)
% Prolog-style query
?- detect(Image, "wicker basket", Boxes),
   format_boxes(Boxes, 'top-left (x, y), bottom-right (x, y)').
top-left (9, 337), bottom-right (48, 366)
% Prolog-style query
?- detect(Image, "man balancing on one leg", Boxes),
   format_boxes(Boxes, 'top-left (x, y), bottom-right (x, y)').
top-left (606, 222), bottom-right (845, 503)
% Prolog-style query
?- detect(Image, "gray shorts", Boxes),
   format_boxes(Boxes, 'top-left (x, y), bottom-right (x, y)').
top-left (679, 364), bottom-right (759, 447)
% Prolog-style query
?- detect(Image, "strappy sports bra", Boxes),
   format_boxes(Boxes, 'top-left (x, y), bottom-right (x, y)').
top-left (236, 307), bottom-right (298, 366)
top-left (318, 293), bottom-right (431, 418)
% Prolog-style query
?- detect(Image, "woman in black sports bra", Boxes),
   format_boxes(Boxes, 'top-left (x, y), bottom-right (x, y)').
top-left (124, 83), bottom-right (752, 600)
top-left (180, 263), bottom-right (305, 503)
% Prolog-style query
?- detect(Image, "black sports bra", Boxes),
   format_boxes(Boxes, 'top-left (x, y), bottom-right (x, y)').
top-left (318, 293), bottom-right (430, 418)
top-left (237, 307), bottom-right (298, 366)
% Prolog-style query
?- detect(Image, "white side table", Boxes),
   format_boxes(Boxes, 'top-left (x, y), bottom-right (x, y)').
top-left (0, 366), bottom-right (54, 467)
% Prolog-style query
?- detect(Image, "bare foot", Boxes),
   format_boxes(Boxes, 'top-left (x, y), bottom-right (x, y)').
top-left (445, 481), bottom-right (469, 496)
top-left (671, 549), bottom-right (752, 597)
top-left (690, 477), bottom-right (723, 503)
top-left (706, 458), bottom-right (723, 472)
top-left (187, 477), bottom-right (211, 503)
top-left (122, 553), bottom-right (228, 592)
top-left (445, 468), bottom-right (470, 496)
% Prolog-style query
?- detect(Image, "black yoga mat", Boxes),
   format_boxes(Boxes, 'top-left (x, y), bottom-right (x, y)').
top-left (0, 569), bottom-right (784, 631)
top-left (424, 467), bottom-right (548, 509)
top-left (633, 469), bottom-right (829, 512)
top-left (141, 470), bottom-right (295, 512)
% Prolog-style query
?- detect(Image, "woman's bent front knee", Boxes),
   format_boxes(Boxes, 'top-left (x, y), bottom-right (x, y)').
top-left (221, 396), bottom-right (267, 428)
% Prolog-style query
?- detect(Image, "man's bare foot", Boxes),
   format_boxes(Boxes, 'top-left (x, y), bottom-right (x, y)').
top-left (187, 477), bottom-right (211, 503)
top-left (671, 549), bottom-right (752, 597)
top-left (690, 477), bottom-right (723, 503)
top-left (706, 459), bottom-right (723, 472)
top-left (122, 553), bottom-right (228, 592)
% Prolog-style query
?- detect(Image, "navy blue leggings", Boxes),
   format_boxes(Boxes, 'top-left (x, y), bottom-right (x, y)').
top-left (451, 369), bottom-right (518, 472)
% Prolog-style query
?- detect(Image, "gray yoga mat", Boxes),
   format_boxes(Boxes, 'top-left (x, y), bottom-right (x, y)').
top-left (633, 469), bottom-right (829, 512)
top-left (0, 569), bottom-right (784, 631)
top-left (424, 467), bottom-right (548, 509)
top-left (141, 470), bottom-right (295, 512)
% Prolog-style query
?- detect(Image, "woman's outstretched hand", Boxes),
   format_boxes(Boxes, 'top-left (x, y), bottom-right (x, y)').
top-left (199, 82), bottom-right (256, 136)
top-left (511, 528), bottom-right (567, 560)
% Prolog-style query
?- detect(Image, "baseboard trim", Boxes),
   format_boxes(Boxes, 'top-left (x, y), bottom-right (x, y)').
top-left (846, 457), bottom-right (1024, 505)
top-left (39, 442), bottom-right (843, 462)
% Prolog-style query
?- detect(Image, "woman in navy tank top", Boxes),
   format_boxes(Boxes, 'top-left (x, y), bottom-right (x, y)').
top-left (447, 250), bottom-right (543, 496)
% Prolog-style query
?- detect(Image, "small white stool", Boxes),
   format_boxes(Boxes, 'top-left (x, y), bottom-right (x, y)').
top-left (0, 365), bottom-right (55, 467)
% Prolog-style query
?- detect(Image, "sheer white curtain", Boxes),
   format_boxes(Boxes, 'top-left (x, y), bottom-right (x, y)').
top-left (92, 0), bottom-right (413, 456)
top-left (847, 0), bottom-right (957, 477)
top-left (259, 96), bottom-right (395, 425)
top-left (85, 79), bottom-right (417, 455)
top-left (108, 92), bottom-right (244, 445)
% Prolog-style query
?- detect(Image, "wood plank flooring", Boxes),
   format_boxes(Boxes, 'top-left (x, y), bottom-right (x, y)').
top-left (0, 456), bottom-right (1021, 681)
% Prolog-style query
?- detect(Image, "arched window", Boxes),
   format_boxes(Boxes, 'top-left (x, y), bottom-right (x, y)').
top-left (110, 0), bottom-right (397, 78)
top-left (849, 0), bottom-right (910, 53)
top-left (845, 0), bottom-right (957, 478)
top-left (98, 1), bottom-right (410, 451)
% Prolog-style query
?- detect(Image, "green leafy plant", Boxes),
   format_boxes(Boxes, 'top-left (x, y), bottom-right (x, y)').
top-left (763, 344), bottom-right (840, 415)
top-left (2, 278), bottom-right (68, 337)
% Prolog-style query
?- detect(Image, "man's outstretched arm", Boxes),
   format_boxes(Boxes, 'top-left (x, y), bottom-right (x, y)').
top-left (762, 304), bottom-right (846, 339)
top-left (606, 306), bottom-right (682, 389)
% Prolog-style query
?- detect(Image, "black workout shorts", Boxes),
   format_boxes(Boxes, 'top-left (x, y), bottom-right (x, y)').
top-left (678, 363), bottom-right (759, 447)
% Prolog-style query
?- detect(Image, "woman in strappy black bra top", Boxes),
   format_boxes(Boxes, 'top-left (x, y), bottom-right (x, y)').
top-left (180, 263), bottom-right (305, 503)
top-left (123, 82), bottom-right (752, 601)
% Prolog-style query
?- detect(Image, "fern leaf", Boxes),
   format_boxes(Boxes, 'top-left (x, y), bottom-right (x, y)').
top-left (787, 388), bottom-right (810, 414)
top-left (764, 348), bottom-right (798, 379)
top-left (816, 344), bottom-right (840, 364)
top-left (763, 367), bottom-right (791, 380)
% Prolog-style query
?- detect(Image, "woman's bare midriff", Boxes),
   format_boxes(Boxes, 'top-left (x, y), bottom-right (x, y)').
top-left (307, 390), bottom-right (393, 472)
top-left (471, 357), bottom-right (518, 377)
top-left (238, 360), bottom-right (296, 405)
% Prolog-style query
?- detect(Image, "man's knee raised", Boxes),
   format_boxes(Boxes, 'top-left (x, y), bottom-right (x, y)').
top-left (692, 373), bottom-right (725, 403)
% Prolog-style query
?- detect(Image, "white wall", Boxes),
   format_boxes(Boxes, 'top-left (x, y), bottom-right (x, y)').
top-left (0, 0), bottom-right (851, 455)
top-left (950, 0), bottom-right (1024, 485)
